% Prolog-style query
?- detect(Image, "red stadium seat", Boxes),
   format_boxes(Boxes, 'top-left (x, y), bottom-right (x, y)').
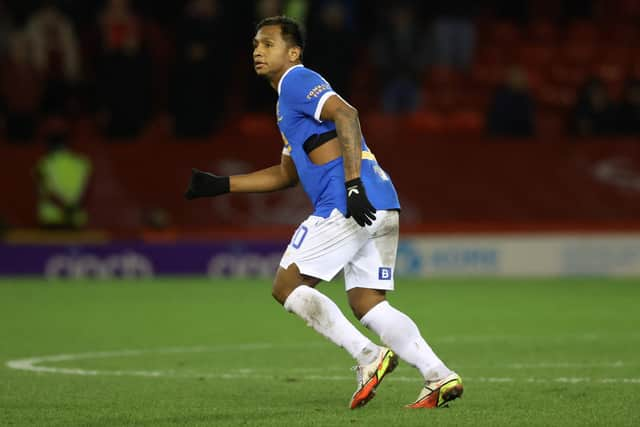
top-left (423, 66), bottom-right (475, 112)
top-left (488, 21), bottom-right (521, 46)
top-left (593, 45), bottom-right (631, 86)
top-left (447, 110), bottom-right (484, 135)
top-left (527, 19), bottom-right (558, 42)
top-left (593, 62), bottom-right (628, 86)
top-left (535, 84), bottom-right (577, 109)
top-left (632, 58), bottom-right (640, 79)
top-left (424, 66), bottom-right (464, 88)
top-left (405, 111), bottom-right (447, 134)
top-left (428, 90), bottom-right (462, 113)
top-left (549, 63), bottom-right (589, 88)
top-left (360, 113), bottom-right (400, 141)
top-left (142, 115), bottom-right (172, 142)
top-left (599, 46), bottom-right (633, 69)
top-left (349, 56), bottom-right (379, 113)
top-left (471, 62), bottom-right (505, 88)
top-left (473, 44), bottom-right (515, 66)
top-left (566, 20), bottom-right (600, 43)
top-left (561, 42), bottom-right (598, 65)
top-left (518, 43), bottom-right (557, 68)
top-left (236, 113), bottom-right (277, 139)
top-left (620, 0), bottom-right (640, 18)
top-left (537, 110), bottom-right (567, 136)
top-left (461, 88), bottom-right (491, 110)
top-left (522, 66), bottom-right (547, 92)
top-left (607, 81), bottom-right (626, 101)
top-left (608, 23), bottom-right (640, 47)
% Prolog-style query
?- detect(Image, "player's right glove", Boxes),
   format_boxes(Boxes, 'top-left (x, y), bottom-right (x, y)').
top-left (345, 177), bottom-right (377, 227)
top-left (184, 168), bottom-right (230, 200)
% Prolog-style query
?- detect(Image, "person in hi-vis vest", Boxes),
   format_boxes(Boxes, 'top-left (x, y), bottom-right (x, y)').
top-left (36, 133), bottom-right (91, 229)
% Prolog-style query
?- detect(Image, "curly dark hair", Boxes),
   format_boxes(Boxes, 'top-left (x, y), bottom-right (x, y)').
top-left (256, 16), bottom-right (306, 59)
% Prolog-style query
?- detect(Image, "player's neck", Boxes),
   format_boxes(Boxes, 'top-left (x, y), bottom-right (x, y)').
top-left (270, 62), bottom-right (302, 91)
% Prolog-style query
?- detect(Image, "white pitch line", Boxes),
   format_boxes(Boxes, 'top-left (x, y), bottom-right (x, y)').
top-left (5, 345), bottom-right (640, 385)
top-left (435, 333), bottom-right (640, 343)
top-left (504, 361), bottom-right (631, 369)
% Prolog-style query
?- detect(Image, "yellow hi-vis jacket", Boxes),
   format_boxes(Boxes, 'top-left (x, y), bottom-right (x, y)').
top-left (37, 149), bottom-right (91, 227)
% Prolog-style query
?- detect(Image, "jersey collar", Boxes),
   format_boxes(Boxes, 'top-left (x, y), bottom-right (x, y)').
top-left (277, 64), bottom-right (304, 95)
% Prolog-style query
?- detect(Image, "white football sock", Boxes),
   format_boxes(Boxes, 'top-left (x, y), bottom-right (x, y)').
top-left (284, 285), bottom-right (379, 365)
top-left (360, 301), bottom-right (452, 381)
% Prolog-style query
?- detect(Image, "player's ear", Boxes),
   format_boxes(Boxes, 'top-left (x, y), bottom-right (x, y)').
top-left (289, 46), bottom-right (302, 62)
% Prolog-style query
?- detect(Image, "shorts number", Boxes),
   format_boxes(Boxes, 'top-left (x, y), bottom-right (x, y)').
top-left (291, 225), bottom-right (308, 249)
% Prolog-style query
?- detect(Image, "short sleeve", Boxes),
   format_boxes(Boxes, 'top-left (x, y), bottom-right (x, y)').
top-left (280, 69), bottom-right (337, 123)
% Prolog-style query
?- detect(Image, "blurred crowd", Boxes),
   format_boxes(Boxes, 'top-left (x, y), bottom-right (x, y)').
top-left (1, 0), bottom-right (640, 144)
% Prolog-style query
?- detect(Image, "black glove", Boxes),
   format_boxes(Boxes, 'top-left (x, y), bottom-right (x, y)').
top-left (345, 177), bottom-right (376, 226)
top-left (184, 168), bottom-right (230, 200)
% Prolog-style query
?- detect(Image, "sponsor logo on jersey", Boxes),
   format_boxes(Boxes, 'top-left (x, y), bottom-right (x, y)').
top-left (306, 83), bottom-right (331, 100)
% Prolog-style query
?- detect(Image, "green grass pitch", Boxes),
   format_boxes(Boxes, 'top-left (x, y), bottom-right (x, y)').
top-left (1, 277), bottom-right (639, 426)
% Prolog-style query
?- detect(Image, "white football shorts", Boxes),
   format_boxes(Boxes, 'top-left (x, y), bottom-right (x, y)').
top-left (279, 208), bottom-right (399, 291)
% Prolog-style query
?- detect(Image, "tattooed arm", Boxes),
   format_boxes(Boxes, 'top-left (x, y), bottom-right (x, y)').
top-left (319, 94), bottom-right (376, 226)
top-left (320, 95), bottom-right (362, 180)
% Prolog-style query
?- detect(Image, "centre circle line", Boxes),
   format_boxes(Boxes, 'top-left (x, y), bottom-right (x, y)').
top-left (5, 344), bottom-right (640, 385)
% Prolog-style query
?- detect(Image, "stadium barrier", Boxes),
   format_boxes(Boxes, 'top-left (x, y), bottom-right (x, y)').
top-left (2, 233), bottom-right (640, 278)
top-left (399, 233), bottom-right (640, 276)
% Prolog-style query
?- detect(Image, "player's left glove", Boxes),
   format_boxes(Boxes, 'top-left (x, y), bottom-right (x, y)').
top-left (345, 177), bottom-right (377, 227)
top-left (184, 168), bottom-right (230, 200)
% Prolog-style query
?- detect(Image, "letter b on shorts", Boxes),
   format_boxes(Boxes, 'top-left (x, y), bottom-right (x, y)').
top-left (378, 267), bottom-right (392, 280)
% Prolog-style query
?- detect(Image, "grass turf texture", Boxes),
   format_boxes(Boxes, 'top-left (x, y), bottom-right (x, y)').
top-left (1, 277), bottom-right (639, 426)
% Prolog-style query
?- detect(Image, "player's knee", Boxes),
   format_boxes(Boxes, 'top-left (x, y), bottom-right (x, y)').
top-left (272, 265), bottom-right (300, 305)
top-left (348, 288), bottom-right (386, 320)
top-left (350, 300), bottom-right (376, 320)
top-left (271, 278), bottom-right (290, 305)
top-left (349, 303), bottom-right (364, 320)
top-left (271, 283), bottom-right (288, 305)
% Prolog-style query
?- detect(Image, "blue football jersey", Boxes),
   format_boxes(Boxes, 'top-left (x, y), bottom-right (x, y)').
top-left (277, 65), bottom-right (400, 217)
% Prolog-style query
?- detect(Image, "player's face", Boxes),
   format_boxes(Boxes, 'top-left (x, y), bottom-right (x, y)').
top-left (252, 25), bottom-right (294, 78)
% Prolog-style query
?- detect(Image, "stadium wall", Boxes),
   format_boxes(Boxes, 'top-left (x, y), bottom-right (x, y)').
top-left (2, 131), bottom-right (640, 230)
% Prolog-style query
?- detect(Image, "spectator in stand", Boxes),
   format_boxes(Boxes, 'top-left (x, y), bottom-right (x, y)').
top-left (25, 1), bottom-right (80, 116)
top-left (96, 0), bottom-right (152, 139)
top-left (428, 1), bottom-right (476, 71)
top-left (35, 122), bottom-right (92, 230)
top-left (571, 77), bottom-right (617, 137)
top-left (370, 3), bottom-right (427, 113)
top-left (99, 0), bottom-right (141, 52)
top-left (0, 31), bottom-right (43, 142)
top-left (305, 1), bottom-right (355, 97)
top-left (283, 0), bottom-right (309, 23)
top-left (257, 0), bottom-right (284, 23)
top-left (617, 78), bottom-right (640, 135)
top-left (171, 0), bottom-right (228, 138)
top-left (0, 0), bottom-right (10, 136)
top-left (486, 66), bottom-right (535, 137)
